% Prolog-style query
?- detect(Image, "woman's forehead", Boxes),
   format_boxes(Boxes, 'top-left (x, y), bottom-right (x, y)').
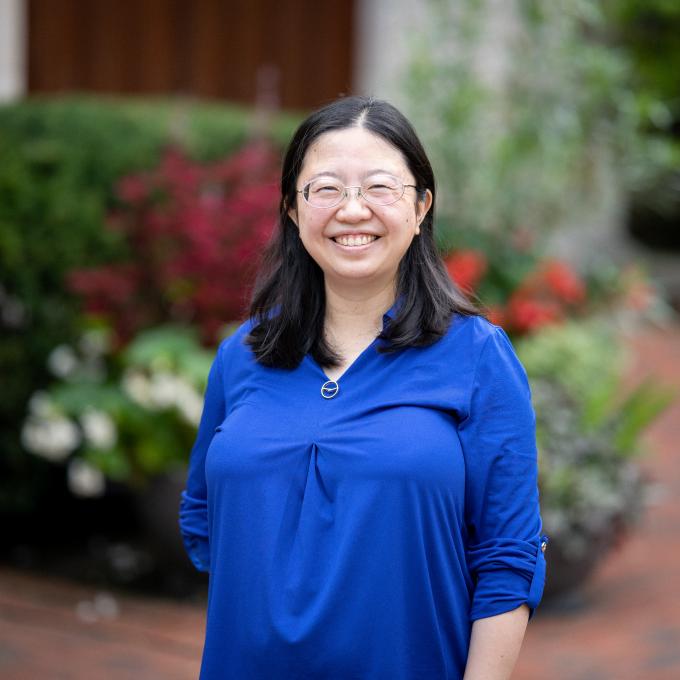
top-left (300, 127), bottom-right (410, 176)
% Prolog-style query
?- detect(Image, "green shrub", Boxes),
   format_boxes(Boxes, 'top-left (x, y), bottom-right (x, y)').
top-left (516, 321), bottom-right (674, 559)
top-left (0, 96), bottom-right (298, 514)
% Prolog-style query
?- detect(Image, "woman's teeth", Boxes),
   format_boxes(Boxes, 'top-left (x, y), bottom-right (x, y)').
top-left (333, 234), bottom-right (378, 247)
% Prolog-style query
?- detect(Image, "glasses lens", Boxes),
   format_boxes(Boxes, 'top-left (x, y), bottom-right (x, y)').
top-left (302, 175), bottom-right (405, 207)
top-left (361, 175), bottom-right (404, 205)
top-left (304, 179), bottom-right (344, 207)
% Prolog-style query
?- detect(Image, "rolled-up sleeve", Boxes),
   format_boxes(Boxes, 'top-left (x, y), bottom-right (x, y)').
top-left (178, 343), bottom-right (226, 573)
top-left (458, 326), bottom-right (547, 621)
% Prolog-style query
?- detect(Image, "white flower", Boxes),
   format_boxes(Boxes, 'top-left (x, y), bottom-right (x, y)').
top-left (174, 380), bottom-right (205, 426)
top-left (148, 371), bottom-right (179, 409)
top-left (123, 367), bottom-right (204, 425)
top-left (80, 409), bottom-right (117, 449)
top-left (122, 369), bottom-right (152, 406)
top-left (21, 415), bottom-right (82, 461)
top-left (67, 459), bottom-right (105, 497)
top-left (28, 391), bottom-right (58, 418)
top-left (78, 328), bottom-right (110, 360)
top-left (47, 344), bottom-right (80, 378)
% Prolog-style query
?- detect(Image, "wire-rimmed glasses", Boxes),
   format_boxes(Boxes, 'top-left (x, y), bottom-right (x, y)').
top-left (297, 174), bottom-right (419, 209)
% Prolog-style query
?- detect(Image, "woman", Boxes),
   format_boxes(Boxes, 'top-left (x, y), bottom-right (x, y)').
top-left (180, 96), bottom-right (547, 679)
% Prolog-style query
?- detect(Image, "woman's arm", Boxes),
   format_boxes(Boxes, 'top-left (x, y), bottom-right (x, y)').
top-left (179, 344), bottom-right (226, 572)
top-left (463, 604), bottom-right (530, 680)
top-left (456, 324), bottom-right (547, 672)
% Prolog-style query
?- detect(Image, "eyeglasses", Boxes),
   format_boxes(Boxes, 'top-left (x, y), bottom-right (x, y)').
top-left (297, 174), bottom-right (419, 209)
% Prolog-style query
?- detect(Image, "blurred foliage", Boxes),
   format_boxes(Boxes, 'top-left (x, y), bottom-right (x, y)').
top-left (404, 0), bottom-right (655, 251)
top-left (69, 142), bottom-right (279, 347)
top-left (445, 246), bottom-right (590, 334)
top-left (517, 321), bottom-right (673, 558)
top-left (21, 324), bottom-right (215, 491)
top-left (604, 0), bottom-right (680, 124)
top-left (0, 97), bottom-right (298, 514)
top-left (442, 237), bottom-right (661, 336)
top-left (602, 0), bottom-right (680, 248)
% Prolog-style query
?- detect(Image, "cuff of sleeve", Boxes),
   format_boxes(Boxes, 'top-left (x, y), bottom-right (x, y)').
top-left (526, 536), bottom-right (548, 619)
top-left (469, 535), bottom-right (548, 621)
top-left (182, 534), bottom-right (210, 573)
top-left (178, 491), bottom-right (211, 573)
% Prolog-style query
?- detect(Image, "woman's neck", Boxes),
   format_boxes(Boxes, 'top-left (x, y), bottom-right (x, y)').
top-left (323, 281), bottom-right (396, 342)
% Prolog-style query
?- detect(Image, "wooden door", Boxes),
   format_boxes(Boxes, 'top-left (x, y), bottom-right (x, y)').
top-left (27, 0), bottom-right (356, 110)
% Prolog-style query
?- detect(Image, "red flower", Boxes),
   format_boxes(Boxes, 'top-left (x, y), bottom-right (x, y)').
top-left (539, 260), bottom-right (586, 304)
top-left (444, 250), bottom-right (487, 293)
top-left (505, 294), bottom-right (563, 333)
top-left (67, 142), bottom-right (280, 345)
top-left (116, 176), bottom-right (149, 204)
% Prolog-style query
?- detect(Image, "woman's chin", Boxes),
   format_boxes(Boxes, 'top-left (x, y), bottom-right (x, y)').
top-left (323, 264), bottom-right (396, 289)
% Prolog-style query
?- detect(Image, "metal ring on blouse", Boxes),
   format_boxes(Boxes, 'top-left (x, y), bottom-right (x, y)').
top-left (321, 380), bottom-right (339, 399)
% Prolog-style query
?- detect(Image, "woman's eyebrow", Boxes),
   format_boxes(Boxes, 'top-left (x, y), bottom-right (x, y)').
top-left (305, 171), bottom-right (343, 182)
top-left (305, 169), bottom-right (401, 182)
top-left (363, 168), bottom-right (399, 178)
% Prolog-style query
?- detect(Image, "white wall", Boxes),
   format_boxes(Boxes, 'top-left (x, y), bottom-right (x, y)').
top-left (353, 0), bottom-right (423, 107)
top-left (0, 0), bottom-right (26, 102)
top-left (353, 0), bottom-right (518, 105)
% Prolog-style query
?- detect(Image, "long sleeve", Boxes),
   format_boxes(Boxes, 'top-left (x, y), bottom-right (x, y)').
top-left (458, 326), bottom-right (547, 621)
top-left (179, 343), bottom-right (226, 572)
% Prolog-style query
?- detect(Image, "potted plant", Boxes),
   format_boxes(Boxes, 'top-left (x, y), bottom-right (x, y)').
top-left (516, 320), bottom-right (673, 598)
top-left (21, 323), bottom-right (216, 572)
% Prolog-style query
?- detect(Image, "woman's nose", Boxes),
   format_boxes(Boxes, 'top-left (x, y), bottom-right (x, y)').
top-left (337, 187), bottom-right (371, 218)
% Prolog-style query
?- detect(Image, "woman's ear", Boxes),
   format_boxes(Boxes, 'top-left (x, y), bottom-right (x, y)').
top-left (287, 205), bottom-right (298, 227)
top-left (415, 189), bottom-right (433, 234)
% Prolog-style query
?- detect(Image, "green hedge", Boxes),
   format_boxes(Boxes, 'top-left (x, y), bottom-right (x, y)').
top-left (0, 96), bottom-right (299, 514)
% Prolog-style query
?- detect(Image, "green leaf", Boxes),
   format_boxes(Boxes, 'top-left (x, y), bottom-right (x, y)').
top-left (613, 380), bottom-right (675, 455)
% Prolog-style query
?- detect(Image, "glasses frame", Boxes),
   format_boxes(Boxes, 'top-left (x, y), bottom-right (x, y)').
top-left (296, 176), bottom-right (420, 209)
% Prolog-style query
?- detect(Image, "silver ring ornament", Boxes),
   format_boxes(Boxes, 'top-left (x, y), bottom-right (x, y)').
top-left (321, 380), bottom-right (339, 399)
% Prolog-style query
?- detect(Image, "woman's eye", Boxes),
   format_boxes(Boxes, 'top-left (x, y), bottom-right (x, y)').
top-left (312, 184), bottom-right (341, 194)
top-left (366, 183), bottom-right (395, 194)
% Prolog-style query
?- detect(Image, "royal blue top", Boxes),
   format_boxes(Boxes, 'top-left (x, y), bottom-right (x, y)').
top-left (179, 308), bottom-right (547, 679)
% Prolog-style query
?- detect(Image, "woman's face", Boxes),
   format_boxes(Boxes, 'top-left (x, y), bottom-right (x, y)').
top-left (289, 127), bottom-right (432, 292)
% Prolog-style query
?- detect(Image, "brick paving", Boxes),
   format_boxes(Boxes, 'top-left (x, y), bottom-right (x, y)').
top-left (0, 324), bottom-right (678, 679)
top-left (0, 567), bottom-right (204, 679)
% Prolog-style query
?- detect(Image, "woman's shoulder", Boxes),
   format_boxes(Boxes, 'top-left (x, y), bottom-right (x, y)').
top-left (445, 312), bottom-right (505, 346)
top-left (215, 318), bottom-right (256, 365)
top-left (435, 312), bottom-right (519, 366)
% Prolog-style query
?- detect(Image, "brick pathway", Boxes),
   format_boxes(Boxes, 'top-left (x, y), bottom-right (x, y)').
top-left (1, 324), bottom-right (678, 679)
top-left (0, 567), bottom-right (204, 679)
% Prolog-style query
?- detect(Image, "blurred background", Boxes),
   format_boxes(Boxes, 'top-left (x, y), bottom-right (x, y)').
top-left (1, 1), bottom-right (679, 678)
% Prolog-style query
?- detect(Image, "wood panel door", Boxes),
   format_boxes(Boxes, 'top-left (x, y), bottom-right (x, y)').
top-left (27, 0), bottom-right (356, 110)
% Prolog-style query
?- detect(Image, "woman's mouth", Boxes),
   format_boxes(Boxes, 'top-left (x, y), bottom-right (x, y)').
top-left (332, 234), bottom-right (379, 247)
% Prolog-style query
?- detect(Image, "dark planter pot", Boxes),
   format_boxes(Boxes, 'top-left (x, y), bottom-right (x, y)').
top-left (543, 517), bottom-right (632, 604)
top-left (134, 467), bottom-right (195, 576)
top-left (543, 539), bottom-right (607, 600)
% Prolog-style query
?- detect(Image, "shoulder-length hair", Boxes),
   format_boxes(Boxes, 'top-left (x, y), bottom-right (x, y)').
top-left (246, 96), bottom-right (477, 369)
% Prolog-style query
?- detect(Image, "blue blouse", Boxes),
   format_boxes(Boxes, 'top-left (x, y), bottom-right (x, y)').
top-left (179, 308), bottom-right (547, 679)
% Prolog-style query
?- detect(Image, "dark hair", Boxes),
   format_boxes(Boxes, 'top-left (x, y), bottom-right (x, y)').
top-left (246, 95), bottom-right (477, 369)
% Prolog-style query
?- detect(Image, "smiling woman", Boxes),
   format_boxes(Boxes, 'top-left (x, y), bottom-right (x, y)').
top-left (179, 96), bottom-right (547, 680)
top-left (288, 126), bottom-right (431, 299)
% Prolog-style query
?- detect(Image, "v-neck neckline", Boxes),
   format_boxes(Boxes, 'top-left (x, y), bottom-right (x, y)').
top-left (307, 335), bottom-right (380, 385)
top-left (305, 296), bottom-right (400, 385)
